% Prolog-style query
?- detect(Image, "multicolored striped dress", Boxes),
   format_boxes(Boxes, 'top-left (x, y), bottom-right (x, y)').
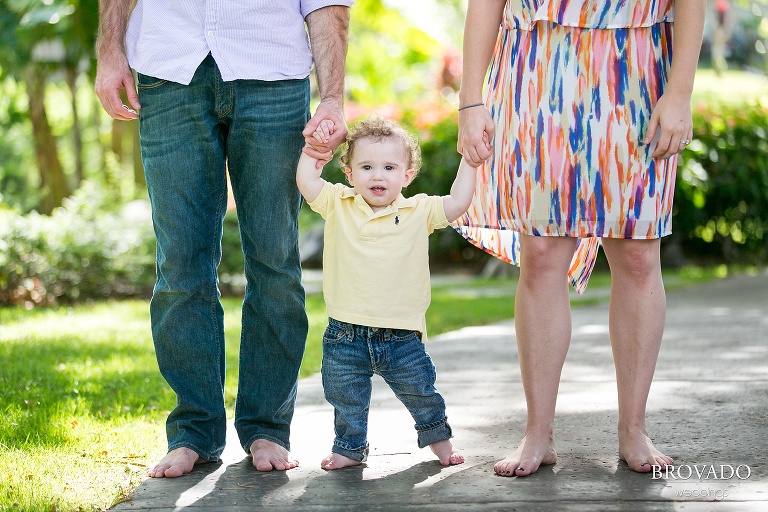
top-left (454, 0), bottom-right (678, 293)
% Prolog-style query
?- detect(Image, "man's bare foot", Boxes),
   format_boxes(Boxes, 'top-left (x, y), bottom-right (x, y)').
top-left (321, 452), bottom-right (362, 470)
top-left (147, 447), bottom-right (200, 478)
top-left (430, 439), bottom-right (465, 466)
top-left (250, 439), bottom-right (299, 472)
top-left (619, 428), bottom-right (673, 472)
top-left (494, 434), bottom-right (557, 477)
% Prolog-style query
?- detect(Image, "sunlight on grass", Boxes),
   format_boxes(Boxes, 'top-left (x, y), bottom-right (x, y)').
top-left (692, 69), bottom-right (768, 107)
top-left (3, 430), bottom-right (160, 512)
top-left (0, 296), bottom-right (330, 512)
top-left (0, 302), bottom-right (169, 511)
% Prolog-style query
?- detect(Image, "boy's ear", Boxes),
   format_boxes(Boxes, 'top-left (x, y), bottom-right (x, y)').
top-left (343, 167), bottom-right (354, 185)
top-left (403, 168), bottom-right (416, 187)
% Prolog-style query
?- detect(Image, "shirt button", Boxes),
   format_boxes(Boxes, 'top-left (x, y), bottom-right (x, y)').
top-left (207, 31), bottom-right (214, 37)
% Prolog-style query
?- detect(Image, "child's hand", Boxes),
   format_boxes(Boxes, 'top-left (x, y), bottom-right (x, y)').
top-left (312, 120), bottom-right (335, 145)
top-left (301, 144), bottom-right (327, 165)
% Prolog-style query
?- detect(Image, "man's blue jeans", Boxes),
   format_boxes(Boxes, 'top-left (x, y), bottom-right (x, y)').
top-left (321, 318), bottom-right (453, 462)
top-left (137, 55), bottom-right (309, 461)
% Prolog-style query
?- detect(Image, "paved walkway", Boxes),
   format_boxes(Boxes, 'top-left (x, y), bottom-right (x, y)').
top-left (113, 271), bottom-right (768, 511)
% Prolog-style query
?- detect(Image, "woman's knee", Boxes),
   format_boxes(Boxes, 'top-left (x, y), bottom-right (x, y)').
top-left (519, 236), bottom-right (577, 278)
top-left (604, 239), bottom-right (661, 283)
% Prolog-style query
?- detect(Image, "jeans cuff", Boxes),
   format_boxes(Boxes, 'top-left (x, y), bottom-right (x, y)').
top-left (242, 434), bottom-right (290, 455)
top-left (332, 443), bottom-right (369, 462)
top-left (167, 441), bottom-right (221, 463)
top-left (417, 421), bottom-right (452, 449)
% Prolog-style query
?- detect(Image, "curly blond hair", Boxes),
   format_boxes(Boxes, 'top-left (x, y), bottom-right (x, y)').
top-left (339, 116), bottom-right (422, 177)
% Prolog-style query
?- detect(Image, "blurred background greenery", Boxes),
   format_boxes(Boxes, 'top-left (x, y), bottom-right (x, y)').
top-left (0, 0), bottom-right (766, 308)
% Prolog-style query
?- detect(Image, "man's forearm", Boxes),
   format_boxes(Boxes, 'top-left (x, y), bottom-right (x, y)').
top-left (96, 0), bottom-right (135, 58)
top-left (306, 6), bottom-right (350, 104)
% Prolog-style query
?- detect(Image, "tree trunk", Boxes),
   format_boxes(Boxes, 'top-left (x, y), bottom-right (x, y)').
top-left (25, 66), bottom-right (69, 215)
top-left (131, 119), bottom-right (145, 190)
top-left (65, 65), bottom-right (84, 187)
top-left (105, 117), bottom-right (123, 189)
top-left (111, 116), bottom-right (123, 162)
top-left (92, 94), bottom-right (105, 174)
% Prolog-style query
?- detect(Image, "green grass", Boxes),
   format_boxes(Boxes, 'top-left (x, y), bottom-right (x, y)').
top-left (692, 68), bottom-right (768, 107)
top-left (0, 265), bottom-right (741, 511)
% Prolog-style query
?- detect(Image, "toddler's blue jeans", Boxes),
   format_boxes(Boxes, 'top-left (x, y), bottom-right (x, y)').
top-left (321, 318), bottom-right (453, 462)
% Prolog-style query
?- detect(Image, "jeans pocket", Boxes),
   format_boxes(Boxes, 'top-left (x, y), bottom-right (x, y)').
top-left (389, 329), bottom-right (421, 343)
top-left (137, 73), bottom-right (169, 90)
top-left (322, 323), bottom-right (350, 345)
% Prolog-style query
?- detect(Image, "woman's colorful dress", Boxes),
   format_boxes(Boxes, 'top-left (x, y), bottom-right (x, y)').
top-left (454, 0), bottom-right (679, 293)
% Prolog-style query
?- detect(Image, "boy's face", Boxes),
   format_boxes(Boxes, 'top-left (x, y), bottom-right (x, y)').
top-left (344, 137), bottom-right (416, 212)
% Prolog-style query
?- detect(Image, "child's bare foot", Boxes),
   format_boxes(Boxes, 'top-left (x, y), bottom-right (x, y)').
top-left (321, 452), bottom-right (362, 470)
top-left (619, 428), bottom-right (673, 472)
top-left (147, 447), bottom-right (200, 478)
top-left (494, 434), bottom-right (557, 477)
top-left (250, 439), bottom-right (299, 472)
top-left (430, 439), bottom-right (464, 466)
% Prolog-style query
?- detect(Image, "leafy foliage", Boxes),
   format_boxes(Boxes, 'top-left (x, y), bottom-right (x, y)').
top-left (0, 182), bottom-right (156, 306)
top-left (344, 0), bottom-right (444, 105)
top-left (675, 101), bottom-right (768, 262)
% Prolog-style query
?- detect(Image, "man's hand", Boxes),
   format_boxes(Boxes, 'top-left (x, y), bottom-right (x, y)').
top-left (302, 99), bottom-right (348, 168)
top-left (94, 49), bottom-right (140, 121)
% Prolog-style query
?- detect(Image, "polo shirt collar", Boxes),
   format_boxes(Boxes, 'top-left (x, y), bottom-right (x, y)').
top-left (349, 191), bottom-right (416, 217)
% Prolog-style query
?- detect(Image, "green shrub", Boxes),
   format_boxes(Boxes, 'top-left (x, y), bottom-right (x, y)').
top-left (0, 189), bottom-right (253, 305)
top-left (675, 102), bottom-right (768, 263)
top-left (0, 182), bottom-right (155, 306)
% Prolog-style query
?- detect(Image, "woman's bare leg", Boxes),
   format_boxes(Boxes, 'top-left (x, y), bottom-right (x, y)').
top-left (495, 235), bottom-right (577, 477)
top-left (601, 238), bottom-right (673, 472)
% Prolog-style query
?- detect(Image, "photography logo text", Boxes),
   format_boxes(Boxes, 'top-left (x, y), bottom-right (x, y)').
top-left (651, 464), bottom-right (752, 481)
top-left (652, 464), bottom-right (752, 501)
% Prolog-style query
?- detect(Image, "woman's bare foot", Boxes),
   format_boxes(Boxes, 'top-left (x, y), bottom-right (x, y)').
top-left (321, 452), bottom-right (362, 470)
top-left (494, 434), bottom-right (557, 477)
top-left (430, 439), bottom-right (465, 466)
top-left (619, 428), bottom-right (673, 472)
top-left (250, 439), bottom-right (299, 471)
top-left (147, 447), bottom-right (200, 478)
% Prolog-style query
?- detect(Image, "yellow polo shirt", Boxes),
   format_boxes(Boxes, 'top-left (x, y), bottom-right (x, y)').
top-left (309, 182), bottom-right (449, 336)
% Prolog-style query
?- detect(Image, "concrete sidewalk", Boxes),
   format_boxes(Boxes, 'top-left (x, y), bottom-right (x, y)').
top-left (113, 271), bottom-right (768, 511)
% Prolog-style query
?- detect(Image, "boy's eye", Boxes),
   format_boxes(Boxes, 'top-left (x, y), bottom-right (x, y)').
top-left (362, 165), bottom-right (372, 170)
top-left (385, 165), bottom-right (395, 171)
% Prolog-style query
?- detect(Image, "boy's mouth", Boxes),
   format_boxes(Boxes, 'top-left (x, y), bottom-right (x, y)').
top-left (370, 186), bottom-right (386, 195)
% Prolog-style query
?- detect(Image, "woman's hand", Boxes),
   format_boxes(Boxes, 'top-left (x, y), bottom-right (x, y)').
top-left (643, 89), bottom-right (693, 160)
top-left (458, 105), bottom-right (494, 167)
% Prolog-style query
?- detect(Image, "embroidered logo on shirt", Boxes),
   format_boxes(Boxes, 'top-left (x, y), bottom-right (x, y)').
top-left (395, 216), bottom-right (399, 225)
